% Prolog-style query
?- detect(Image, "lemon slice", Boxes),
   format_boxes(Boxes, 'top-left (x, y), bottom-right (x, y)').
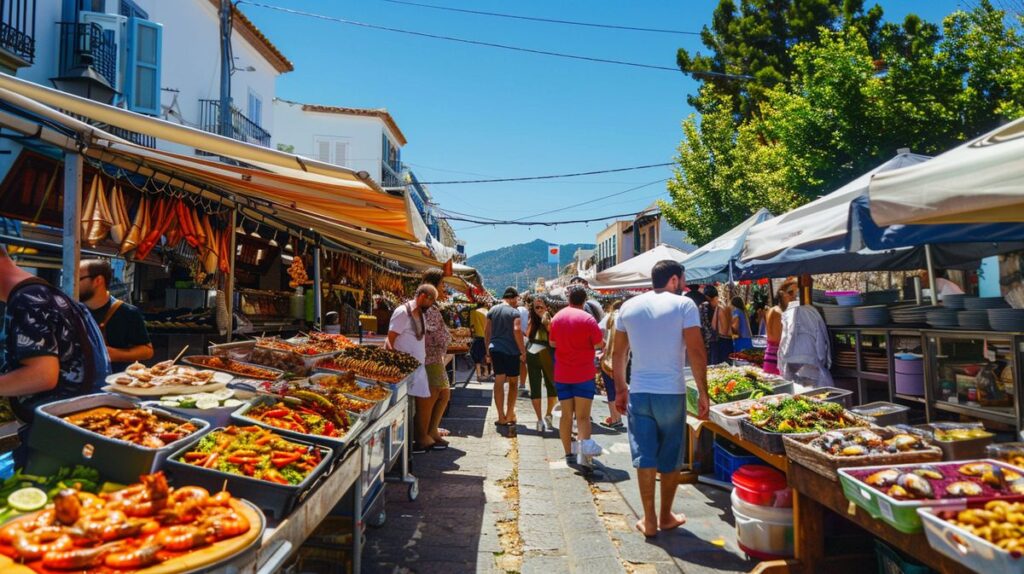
top-left (8, 487), bottom-right (47, 512)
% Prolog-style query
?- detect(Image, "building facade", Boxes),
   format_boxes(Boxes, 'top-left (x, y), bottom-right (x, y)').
top-left (595, 220), bottom-right (633, 272)
top-left (631, 203), bottom-right (694, 255)
top-left (5, 0), bottom-right (290, 156)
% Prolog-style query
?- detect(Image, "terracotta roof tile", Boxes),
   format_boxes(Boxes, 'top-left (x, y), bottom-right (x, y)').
top-left (209, 0), bottom-right (293, 73)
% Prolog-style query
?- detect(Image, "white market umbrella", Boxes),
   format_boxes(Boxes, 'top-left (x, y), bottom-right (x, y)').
top-left (742, 152), bottom-right (930, 262)
top-left (680, 208), bottom-right (772, 283)
top-left (592, 243), bottom-right (690, 291)
top-left (869, 117), bottom-right (1024, 225)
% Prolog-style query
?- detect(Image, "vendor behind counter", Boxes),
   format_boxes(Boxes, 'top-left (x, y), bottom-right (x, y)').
top-left (79, 259), bottom-right (153, 373)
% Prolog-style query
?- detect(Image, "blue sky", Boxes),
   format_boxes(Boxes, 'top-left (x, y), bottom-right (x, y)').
top-left (243, 0), bottom-right (970, 256)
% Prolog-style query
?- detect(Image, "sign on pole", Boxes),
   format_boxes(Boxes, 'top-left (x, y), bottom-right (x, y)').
top-left (547, 244), bottom-right (560, 264)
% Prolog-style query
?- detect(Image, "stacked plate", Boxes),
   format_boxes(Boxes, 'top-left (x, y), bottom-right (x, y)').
top-left (852, 305), bottom-right (891, 326)
top-left (942, 294), bottom-right (967, 309)
top-left (890, 305), bottom-right (939, 324)
top-left (862, 353), bottom-right (889, 373)
top-left (926, 308), bottom-right (959, 328)
top-left (821, 305), bottom-right (854, 326)
top-left (958, 310), bottom-right (991, 330)
top-left (988, 308), bottom-right (1024, 332)
top-left (963, 296), bottom-right (1011, 310)
top-left (835, 350), bottom-right (857, 369)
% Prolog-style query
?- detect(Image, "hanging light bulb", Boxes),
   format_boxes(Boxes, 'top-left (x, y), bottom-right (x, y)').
top-left (250, 220), bottom-right (262, 239)
top-left (235, 217), bottom-right (246, 235)
top-left (268, 230), bottom-right (279, 248)
top-left (284, 236), bottom-right (294, 252)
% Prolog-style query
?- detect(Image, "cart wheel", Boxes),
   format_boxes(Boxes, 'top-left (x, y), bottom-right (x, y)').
top-left (367, 509), bottom-right (387, 528)
top-left (408, 480), bottom-right (419, 501)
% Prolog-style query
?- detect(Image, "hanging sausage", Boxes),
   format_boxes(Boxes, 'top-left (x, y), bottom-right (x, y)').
top-left (135, 197), bottom-right (176, 260)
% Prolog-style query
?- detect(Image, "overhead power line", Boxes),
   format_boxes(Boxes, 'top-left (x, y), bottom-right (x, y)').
top-left (379, 0), bottom-right (701, 35)
top-left (238, 1), bottom-right (755, 78)
top-left (441, 211), bottom-right (645, 227)
top-left (418, 163), bottom-right (673, 184)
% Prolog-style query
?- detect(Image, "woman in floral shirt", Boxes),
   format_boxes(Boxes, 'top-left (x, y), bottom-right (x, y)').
top-left (420, 269), bottom-right (453, 450)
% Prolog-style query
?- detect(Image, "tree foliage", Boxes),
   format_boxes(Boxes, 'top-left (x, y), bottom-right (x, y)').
top-left (664, 0), bottom-right (1024, 246)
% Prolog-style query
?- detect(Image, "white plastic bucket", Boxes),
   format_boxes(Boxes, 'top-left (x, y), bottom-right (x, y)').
top-left (732, 490), bottom-right (794, 558)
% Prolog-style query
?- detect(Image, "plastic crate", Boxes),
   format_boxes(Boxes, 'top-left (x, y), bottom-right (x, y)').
top-left (875, 539), bottom-right (932, 574)
top-left (713, 440), bottom-right (763, 483)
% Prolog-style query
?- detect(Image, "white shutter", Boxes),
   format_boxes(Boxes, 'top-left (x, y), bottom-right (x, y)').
top-left (333, 141), bottom-right (348, 167)
top-left (315, 139), bottom-right (331, 163)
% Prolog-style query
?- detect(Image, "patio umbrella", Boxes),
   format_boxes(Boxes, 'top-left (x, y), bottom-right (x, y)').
top-left (680, 208), bottom-right (772, 283)
top-left (592, 243), bottom-right (690, 291)
top-left (868, 117), bottom-right (1024, 226)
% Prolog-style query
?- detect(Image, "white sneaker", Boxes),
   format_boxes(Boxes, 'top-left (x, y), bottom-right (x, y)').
top-left (577, 450), bottom-right (591, 468)
top-left (571, 440), bottom-right (578, 455)
top-left (544, 415), bottom-right (554, 431)
top-left (536, 420), bottom-right (544, 433)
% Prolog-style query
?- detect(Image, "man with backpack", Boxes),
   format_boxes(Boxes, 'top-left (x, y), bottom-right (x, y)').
top-left (0, 245), bottom-right (110, 425)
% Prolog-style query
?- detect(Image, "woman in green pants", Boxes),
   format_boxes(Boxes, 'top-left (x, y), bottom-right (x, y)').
top-left (527, 296), bottom-right (557, 433)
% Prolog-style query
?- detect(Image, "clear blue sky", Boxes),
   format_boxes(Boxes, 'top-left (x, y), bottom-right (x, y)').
top-left (243, 0), bottom-right (970, 256)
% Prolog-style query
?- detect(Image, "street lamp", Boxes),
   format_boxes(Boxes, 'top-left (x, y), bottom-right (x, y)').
top-left (50, 52), bottom-right (118, 104)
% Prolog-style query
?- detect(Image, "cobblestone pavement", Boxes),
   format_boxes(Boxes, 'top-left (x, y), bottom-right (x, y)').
top-left (362, 370), bottom-right (754, 574)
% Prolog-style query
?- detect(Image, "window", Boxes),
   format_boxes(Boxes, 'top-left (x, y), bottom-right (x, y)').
top-left (124, 17), bottom-right (161, 115)
top-left (118, 0), bottom-right (148, 19)
top-left (313, 136), bottom-right (349, 167)
top-left (247, 89), bottom-right (262, 127)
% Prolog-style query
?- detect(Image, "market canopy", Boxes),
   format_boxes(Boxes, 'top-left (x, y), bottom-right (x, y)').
top-left (742, 152), bottom-right (930, 262)
top-left (869, 116), bottom-right (1024, 225)
top-left (680, 208), bottom-right (772, 283)
top-left (592, 243), bottom-right (690, 291)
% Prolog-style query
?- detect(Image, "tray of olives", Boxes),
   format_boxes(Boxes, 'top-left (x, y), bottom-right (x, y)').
top-left (838, 459), bottom-right (1024, 534)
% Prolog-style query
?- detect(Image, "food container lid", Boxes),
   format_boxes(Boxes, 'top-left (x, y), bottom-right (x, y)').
top-left (731, 464), bottom-right (787, 492)
top-left (894, 353), bottom-right (922, 361)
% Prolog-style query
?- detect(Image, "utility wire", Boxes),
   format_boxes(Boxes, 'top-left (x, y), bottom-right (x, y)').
top-left (379, 0), bottom-right (701, 35)
top-left (441, 211), bottom-right (645, 226)
top-left (238, 1), bottom-right (755, 78)
top-left (418, 163), bottom-right (673, 184)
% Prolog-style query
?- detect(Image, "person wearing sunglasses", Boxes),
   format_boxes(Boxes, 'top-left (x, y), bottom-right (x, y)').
top-left (764, 278), bottom-right (798, 375)
top-left (78, 259), bottom-right (153, 373)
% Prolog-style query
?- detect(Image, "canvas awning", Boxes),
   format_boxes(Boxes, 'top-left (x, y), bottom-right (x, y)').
top-left (869, 117), bottom-right (1024, 225)
top-left (593, 244), bottom-right (690, 291)
top-left (680, 208), bottom-right (772, 283)
top-left (743, 152), bottom-right (930, 261)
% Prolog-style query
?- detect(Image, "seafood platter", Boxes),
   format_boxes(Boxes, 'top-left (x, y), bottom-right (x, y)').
top-left (103, 361), bottom-right (231, 397)
top-left (838, 460), bottom-right (1024, 533)
top-left (739, 396), bottom-right (868, 454)
top-left (164, 425), bottom-right (333, 520)
top-left (783, 427), bottom-right (943, 481)
top-left (180, 356), bottom-right (283, 382)
top-left (247, 336), bottom-right (352, 376)
top-left (26, 395), bottom-right (209, 485)
top-left (0, 471), bottom-right (264, 573)
top-left (920, 500), bottom-right (1024, 574)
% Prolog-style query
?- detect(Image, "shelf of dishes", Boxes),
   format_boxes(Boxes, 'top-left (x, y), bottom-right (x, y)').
top-left (821, 293), bottom-right (1024, 331)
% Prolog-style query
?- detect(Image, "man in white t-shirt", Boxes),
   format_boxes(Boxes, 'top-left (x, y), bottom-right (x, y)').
top-left (387, 284), bottom-right (438, 452)
top-left (613, 259), bottom-right (708, 538)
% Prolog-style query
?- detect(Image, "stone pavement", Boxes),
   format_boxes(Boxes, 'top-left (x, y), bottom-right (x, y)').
top-left (361, 372), bottom-right (756, 574)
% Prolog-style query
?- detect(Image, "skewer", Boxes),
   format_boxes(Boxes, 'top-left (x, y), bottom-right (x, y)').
top-left (171, 345), bottom-right (190, 365)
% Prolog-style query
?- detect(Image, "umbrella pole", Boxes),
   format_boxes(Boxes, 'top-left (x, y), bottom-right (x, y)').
top-left (925, 244), bottom-right (938, 306)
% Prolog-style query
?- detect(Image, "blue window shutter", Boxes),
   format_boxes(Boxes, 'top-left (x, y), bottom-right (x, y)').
top-left (125, 17), bottom-right (162, 116)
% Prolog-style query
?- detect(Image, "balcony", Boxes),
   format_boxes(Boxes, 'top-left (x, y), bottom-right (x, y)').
top-left (0, 0), bottom-right (34, 66)
top-left (57, 22), bottom-right (116, 88)
top-left (381, 160), bottom-right (403, 190)
top-left (198, 99), bottom-right (271, 148)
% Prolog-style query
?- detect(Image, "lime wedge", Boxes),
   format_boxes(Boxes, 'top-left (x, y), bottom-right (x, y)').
top-left (8, 487), bottom-right (47, 512)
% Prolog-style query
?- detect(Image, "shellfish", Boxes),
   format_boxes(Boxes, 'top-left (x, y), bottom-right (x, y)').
top-left (897, 473), bottom-right (934, 499)
top-left (946, 481), bottom-right (984, 497)
top-left (959, 463), bottom-right (993, 477)
top-left (911, 466), bottom-right (943, 480)
top-left (865, 469), bottom-right (900, 487)
top-left (840, 445), bottom-right (867, 456)
top-left (885, 434), bottom-right (921, 451)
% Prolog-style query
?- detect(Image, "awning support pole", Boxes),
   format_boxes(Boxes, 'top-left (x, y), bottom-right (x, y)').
top-left (226, 208), bottom-right (237, 342)
top-left (925, 244), bottom-right (938, 305)
top-left (61, 152), bottom-right (82, 298)
top-left (313, 242), bottom-right (322, 330)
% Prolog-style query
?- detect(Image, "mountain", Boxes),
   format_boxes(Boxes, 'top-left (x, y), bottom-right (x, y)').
top-left (467, 239), bottom-right (594, 292)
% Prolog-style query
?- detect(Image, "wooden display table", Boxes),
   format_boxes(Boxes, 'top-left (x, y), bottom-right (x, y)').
top-left (689, 420), bottom-right (974, 574)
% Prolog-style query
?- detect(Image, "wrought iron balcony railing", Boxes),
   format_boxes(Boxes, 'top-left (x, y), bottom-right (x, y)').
top-left (0, 0), bottom-right (35, 64)
top-left (198, 99), bottom-right (271, 147)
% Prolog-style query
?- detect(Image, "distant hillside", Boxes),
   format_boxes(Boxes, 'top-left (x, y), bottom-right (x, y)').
top-left (468, 239), bottom-right (594, 292)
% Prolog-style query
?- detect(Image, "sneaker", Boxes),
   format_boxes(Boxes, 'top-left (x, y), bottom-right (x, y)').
top-left (565, 454), bottom-right (575, 466)
top-left (536, 420), bottom-right (544, 433)
top-left (544, 415), bottom-right (554, 430)
top-left (577, 450), bottom-right (590, 468)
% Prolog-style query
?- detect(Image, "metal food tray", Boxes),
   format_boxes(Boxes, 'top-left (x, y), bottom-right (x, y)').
top-left (163, 427), bottom-right (334, 522)
top-left (230, 395), bottom-right (366, 452)
top-left (919, 505), bottom-right (1024, 574)
top-left (27, 393), bottom-right (210, 484)
top-left (251, 344), bottom-right (344, 376)
top-left (182, 355), bottom-right (285, 381)
top-left (308, 373), bottom-right (392, 420)
top-left (360, 372), bottom-right (411, 407)
top-left (208, 339), bottom-right (257, 361)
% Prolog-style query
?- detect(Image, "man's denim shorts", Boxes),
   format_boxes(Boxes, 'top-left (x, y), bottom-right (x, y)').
top-left (627, 392), bottom-right (686, 473)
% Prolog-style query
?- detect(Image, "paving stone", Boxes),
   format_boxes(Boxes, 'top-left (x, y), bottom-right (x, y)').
top-left (564, 531), bottom-right (618, 559)
top-left (521, 554), bottom-right (570, 573)
top-left (571, 555), bottom-right (627, 574)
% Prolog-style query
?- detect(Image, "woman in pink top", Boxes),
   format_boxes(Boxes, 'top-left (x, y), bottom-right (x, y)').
top-left (549, 285), bottom-right (605, 466)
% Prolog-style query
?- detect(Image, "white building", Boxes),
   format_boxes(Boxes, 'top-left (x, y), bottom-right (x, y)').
top-left (273, 98), bottom-right (407, 191)
top-left (12, 0), bottom-right (291, 157)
